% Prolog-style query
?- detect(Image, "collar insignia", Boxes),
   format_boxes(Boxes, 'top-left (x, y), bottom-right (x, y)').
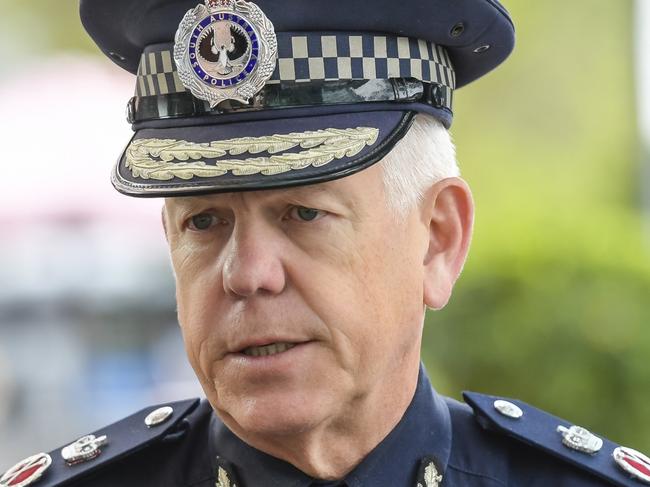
top-left (174, 0), bottom-right (278, 107)
top-left (214, 456), bottom-right (240, 487)
top-left (416, 457), bottom-right (443, 487)
top-left (215, 466), bottom-right (236, 487)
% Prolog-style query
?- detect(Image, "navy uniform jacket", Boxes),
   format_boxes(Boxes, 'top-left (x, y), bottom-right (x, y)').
top-left (8, 366), bottom-right (639, 486)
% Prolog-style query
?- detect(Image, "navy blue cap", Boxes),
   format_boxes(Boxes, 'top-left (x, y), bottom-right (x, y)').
top-left (80, 0), bottom-right (515, 197)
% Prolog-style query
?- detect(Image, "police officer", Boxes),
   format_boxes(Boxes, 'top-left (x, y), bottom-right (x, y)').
top-left (2, 0), bottom-right (650, 486)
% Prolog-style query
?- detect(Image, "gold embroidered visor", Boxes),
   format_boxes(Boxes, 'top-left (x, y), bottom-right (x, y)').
top-left (113, 110), bottom-right (415, 197)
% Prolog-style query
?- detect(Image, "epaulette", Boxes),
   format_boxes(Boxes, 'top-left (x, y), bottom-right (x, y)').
top-left (0, 398), bottom-right (201, 487)
top-left (464, 391), bottom-right (650, 487)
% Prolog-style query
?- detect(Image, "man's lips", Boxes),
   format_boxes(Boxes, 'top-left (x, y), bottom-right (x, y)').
top-left (241, 342), bottom-right (297, 357)
top-left (229, 338), bottom-right (312, 358)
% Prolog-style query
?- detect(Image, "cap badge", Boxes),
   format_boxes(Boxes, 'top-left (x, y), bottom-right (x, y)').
top-left (0, 453), bottom-right (52, 487)
top-left (60, 434), bottom-right (108, 466)
top-left (613, 446), bottom-right (650, 484)
top-left (174, 0), bottom-right (278, 107)
top-left (556, 425), bottom-right (603, 455)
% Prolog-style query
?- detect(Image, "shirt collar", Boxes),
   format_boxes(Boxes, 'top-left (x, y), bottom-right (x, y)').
top-left (209, 363), bottom-right (452, 487)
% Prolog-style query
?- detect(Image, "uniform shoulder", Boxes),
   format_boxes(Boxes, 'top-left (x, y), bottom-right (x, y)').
top-left (454, 391), bottom-right (650, 487)
top-left (0, 398), bottom-right (216, 487)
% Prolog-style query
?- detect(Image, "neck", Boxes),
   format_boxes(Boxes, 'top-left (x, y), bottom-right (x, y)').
top-left (223, 354), bottom-right (421, 480)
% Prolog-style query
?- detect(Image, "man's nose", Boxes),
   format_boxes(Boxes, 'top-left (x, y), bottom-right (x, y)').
top-left (221, 222), bottom-right (287, 298)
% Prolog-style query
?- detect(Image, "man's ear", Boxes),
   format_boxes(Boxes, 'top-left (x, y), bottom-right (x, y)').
top-left (421, 177), bottom-right (474, 310)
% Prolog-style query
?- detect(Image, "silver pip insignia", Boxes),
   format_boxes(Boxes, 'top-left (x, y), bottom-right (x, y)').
top-left (174, 0), bottom-right (278, 107)
top-left (556, 425), bottom-right (603, 455)
top-left (61, 434), bottom-right (108, 466)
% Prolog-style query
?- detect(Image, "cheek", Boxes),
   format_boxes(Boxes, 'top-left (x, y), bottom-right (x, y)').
top-left (172, 238), bottom-right (220, 309)
top-left (369, 243), bottom-right (422, 325)
top-left (293, 222), bottom-right (422, 365)
top-left (347, 219), bottom-right (423, 312)
top-left (171, 244), bottom-right (224, 370)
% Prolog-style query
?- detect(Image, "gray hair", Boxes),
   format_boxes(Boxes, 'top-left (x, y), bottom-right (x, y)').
top-left (380, 114), bottom-right (459, 216)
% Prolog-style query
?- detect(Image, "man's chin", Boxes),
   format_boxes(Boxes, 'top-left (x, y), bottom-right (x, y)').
top-left (217, 390), bottom-right (336, 438)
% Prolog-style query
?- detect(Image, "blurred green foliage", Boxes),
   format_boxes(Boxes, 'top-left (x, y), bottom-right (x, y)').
top-left (0, 1), bottom-right (97, 58)
top-left (4, 0), bottom-right (649, 454)
top-left (424, 0), bottom-right (650, 453)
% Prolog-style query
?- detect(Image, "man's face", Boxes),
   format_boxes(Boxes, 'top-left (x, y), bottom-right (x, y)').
top-left (163, 164), bottom-right (429, 437)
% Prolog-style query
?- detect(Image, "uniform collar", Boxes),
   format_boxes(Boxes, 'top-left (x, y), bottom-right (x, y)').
top-left (208, 363), bottom-right (452, 487)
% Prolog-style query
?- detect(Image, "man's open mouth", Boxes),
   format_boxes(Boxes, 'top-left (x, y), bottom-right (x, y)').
top-left (242, 342), bottom-right (297, 357)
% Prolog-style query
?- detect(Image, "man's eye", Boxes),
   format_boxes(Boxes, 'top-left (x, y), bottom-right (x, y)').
top-left (188, 214), bottom-right (216, 230)
top-left (288, 206), bottom-right (325, 222)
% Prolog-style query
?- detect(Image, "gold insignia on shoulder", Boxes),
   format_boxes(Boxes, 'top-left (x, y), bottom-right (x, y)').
top-left (125, 127), bottom-right (379, 181)
top-left (417, 461), bottom-right (443, 487)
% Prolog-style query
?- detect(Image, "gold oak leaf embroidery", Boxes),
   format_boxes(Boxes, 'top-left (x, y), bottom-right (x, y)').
top-left (125, 127), bottom-right (379, 181)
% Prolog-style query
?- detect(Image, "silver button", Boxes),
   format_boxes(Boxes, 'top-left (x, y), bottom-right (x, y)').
top-left (145, 406), bottom-right (174, 427)
top-left (493, 399), bottom-right (523, 419)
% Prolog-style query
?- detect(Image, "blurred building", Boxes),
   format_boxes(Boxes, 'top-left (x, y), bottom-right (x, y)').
top-left (0, 58), bottom-right (202, 469)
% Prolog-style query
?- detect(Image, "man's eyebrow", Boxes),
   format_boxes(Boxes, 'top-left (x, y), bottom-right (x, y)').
top-left (170, 182), bottom-right (350, 207)
top-left (278, 183), bottom-right (347, 200)
top-left (166, 181), bottom-right (361, 222)
top-left (272, 183), bottom-right (360, 212)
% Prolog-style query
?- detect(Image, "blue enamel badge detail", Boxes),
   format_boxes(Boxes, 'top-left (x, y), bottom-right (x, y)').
top-left (174, 0), bottom-right (277, 106)
top-left (188, 12), bottom-right (260, 88)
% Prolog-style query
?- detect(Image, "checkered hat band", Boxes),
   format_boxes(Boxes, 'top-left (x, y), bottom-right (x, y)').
top-left (135, 32), bottom-right (455, 97)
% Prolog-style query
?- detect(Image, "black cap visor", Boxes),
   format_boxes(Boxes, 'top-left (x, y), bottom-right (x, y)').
top-left (113, 109), bottom-right (416, 197)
